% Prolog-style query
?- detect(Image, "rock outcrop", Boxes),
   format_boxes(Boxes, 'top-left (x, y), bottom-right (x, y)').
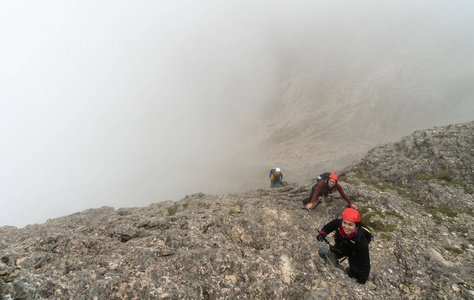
top-left (345, 121), bottom-right (474, 210)
top-left (1, 121), bottom-right (473, 299)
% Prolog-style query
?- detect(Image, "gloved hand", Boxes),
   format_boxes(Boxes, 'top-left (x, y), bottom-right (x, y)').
top-left (306, 203), bottom-right (315, 210)
top-left (316, 232), bottom-right (326, 242)
top-left (350, 203), bottom-right (358, 209)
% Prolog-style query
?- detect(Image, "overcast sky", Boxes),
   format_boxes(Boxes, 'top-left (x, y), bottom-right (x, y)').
top-left (1, 1), bottom-right (473, 227)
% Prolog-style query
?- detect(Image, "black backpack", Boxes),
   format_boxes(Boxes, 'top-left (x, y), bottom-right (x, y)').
top-left (355, 225), bottom-right (373, 244)
top-left (316, 172), bottom-right (332, 184)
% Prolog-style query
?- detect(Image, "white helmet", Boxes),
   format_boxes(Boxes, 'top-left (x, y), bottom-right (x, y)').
top-left (275, 168), bottom-right (281, 172)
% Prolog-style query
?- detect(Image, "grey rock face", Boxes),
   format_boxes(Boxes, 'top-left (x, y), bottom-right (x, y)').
top-left (346, 121), bottom-right (474, 210)
top-left (1, 121), bottom-right (473, 299)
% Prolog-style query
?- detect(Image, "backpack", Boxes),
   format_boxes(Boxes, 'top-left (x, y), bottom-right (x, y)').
top-left (269, 169), bottom-right (276, 177)
top-left (355, 225), bottom-right (373, 244)
top-left (316, 172), bottom-right (332, 184)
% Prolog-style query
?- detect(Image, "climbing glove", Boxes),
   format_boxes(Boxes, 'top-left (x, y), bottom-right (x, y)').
top-left (316, 232), bottom-right (326, 242)
top-left (305, 203), bottom-right (315, 210)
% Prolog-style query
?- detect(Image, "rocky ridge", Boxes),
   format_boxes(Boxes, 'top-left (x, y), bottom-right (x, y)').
top-left (344, 121), bottom-right (474, 210)
top-left (1, 121), bottom-right (473, 299)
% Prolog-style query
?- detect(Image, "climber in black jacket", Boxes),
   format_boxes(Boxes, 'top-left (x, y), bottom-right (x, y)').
top-left (317, 208), bottom-right (371, 284)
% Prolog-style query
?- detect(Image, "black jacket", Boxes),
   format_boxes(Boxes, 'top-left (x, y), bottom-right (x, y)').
top-left (321, 219), bottom-right (371, 284)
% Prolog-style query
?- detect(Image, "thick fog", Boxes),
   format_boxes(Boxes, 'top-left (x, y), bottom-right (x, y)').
top-left (1, 1), bottom-right (473, 228)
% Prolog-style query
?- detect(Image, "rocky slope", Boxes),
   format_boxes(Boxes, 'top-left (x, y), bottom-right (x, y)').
top-left (343, 121), bottom-right (474, 210)
top-left (1, 121), bottom-right (473, 299)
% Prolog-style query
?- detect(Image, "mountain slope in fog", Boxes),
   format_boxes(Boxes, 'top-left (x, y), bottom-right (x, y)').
top-left (1, 121), bottom-right (473, 299)
top-left (257, 58), bottom-right (474, 186)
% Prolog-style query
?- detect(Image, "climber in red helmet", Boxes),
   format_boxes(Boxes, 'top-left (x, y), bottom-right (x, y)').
top-left (302, 173), bottom-right (357, 210)
top-left (316, 208), bottom-right (371, 284)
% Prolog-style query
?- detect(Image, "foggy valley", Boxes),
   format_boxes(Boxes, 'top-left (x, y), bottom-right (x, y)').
top-left (1, 1), bottom-right (473, 228)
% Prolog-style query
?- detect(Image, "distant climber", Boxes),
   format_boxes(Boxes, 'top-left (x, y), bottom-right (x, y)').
top-left (269, 168), bottom-right (286, 188)
top-left (302, 173), bottom-right (357, 209)
top-left (317, 208), bottom-right (371, 284)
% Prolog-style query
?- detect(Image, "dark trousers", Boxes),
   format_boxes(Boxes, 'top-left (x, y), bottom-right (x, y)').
top-left (302, 185), bottom-right (322, 205)
top-left (347, 254), bottom-right (368, 284)
top-left (348, 256), bottom-right (362, 277)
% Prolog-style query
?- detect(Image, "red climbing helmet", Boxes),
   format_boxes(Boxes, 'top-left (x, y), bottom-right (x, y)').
top-left (342, 208), bottom-right (361, 223)
top-left (329, 173), bottom-right (339, 181)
